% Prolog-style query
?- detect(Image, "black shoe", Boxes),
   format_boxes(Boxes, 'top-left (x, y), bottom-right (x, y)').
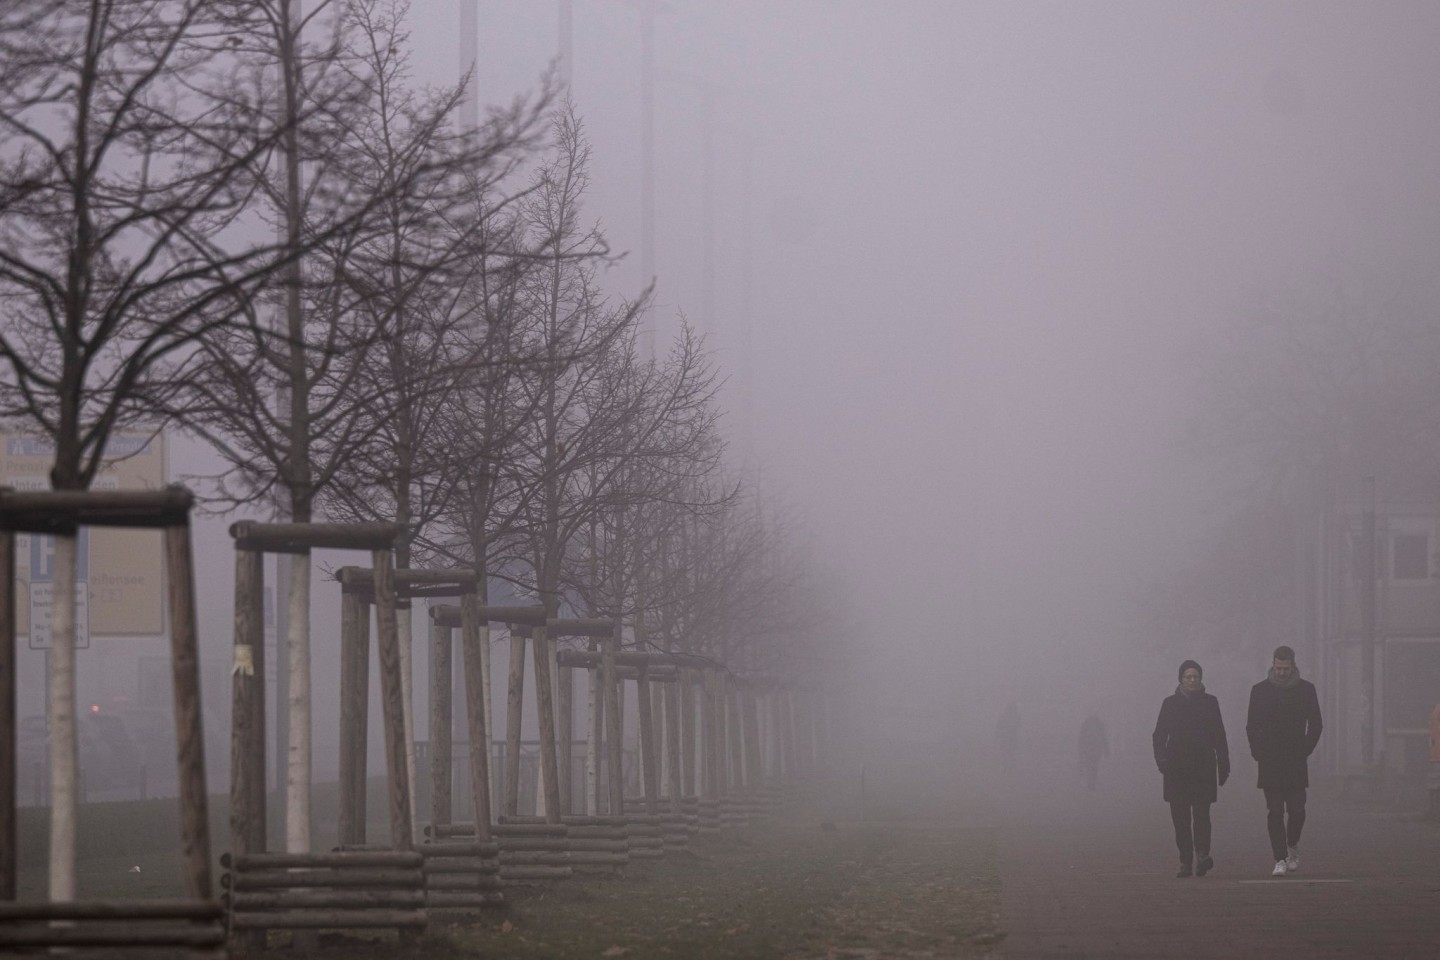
top-left (1176, 862), bottom-right (1193, 878)
top-left (1195, 856), bottom-right (1213, 877)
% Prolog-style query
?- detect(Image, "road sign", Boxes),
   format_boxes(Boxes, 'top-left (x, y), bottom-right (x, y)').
top-left (2, 430), bottom-right (166, 638)
top-left (28, 580), bottom-right (89, 651)
top-left (27, 529), bottom-right (91, 650)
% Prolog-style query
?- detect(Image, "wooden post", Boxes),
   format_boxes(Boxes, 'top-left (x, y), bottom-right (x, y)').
top-left (761, 687), bottom-right (774, 789)
top-left (602, 622), bottom-right (623, 816)
top-left (556, 657), bottom-right (572, 815)
top-left (0, 528), bottom-right (15, 900)
top-left (165, 522), bottom-right (212, 900)
top-left (664, 660), bottom-right (682, 812)
top-left (709, 670), bottom-right (724, 797)
top-left (805, 691), bottom-right (818, 774)
top-left (681, 669), bottom-right (696, 797)
top-left (743, 687), bottom-right (762, 794)
top-left (371, 548), bottom-right (412, 850)
top-left (587, 639), bottom-right (602, 815)
top-left (652, 680), bottom-right (667, 797)
top-left (727, 678), bottom-right (744, 794)
top-left (504, 632), bottom-right (525, 817)
top-left (459, 592), bottom-right (492, 841)
top-left (791, 690), bottom-right (803, 780)
top-left (428, 613), bottom-right (452, 829)
top-left (696, 671), bottom-right (709, 798)
top-left (781, 689), bottom-right (796, 781)
top-left (230, 547), bottom-right (265, 954)
top-left (771, 689), bottom-right (784, 782)
top-left (231, 548), bottom-right (266, 859)
top-left (530, 625), bottom-right (562, 823)
top-left (337, 590), bottom-right (369, 847)
top-left (637, 664), bottom-right (658, 814)
top-left (479, 617), bottom-right (493, 814)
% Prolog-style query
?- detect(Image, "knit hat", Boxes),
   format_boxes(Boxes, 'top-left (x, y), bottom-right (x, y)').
top-left (1178, 660), bottom-right (1203, 682)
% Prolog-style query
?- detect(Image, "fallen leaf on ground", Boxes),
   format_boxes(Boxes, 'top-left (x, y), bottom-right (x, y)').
top-left (601, 947), bottom-right (629, 957)
top-left (500, 920), bottom-right (513, 933)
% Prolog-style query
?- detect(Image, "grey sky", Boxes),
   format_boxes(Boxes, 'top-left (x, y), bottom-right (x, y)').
top-left (398, 1), bottom-right (1440, 723)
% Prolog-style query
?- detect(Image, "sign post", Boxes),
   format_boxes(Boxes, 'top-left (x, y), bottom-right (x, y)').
top-left (27, 530), bottom-right (89, 651)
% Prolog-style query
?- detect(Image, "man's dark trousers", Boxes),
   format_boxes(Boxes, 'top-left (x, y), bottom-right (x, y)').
top-left (1263, 787), bottom-right (1305, 860)
top-left (1169, 801), bottom-right (1212, 864)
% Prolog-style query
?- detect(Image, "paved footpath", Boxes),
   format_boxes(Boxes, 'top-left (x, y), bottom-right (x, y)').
top-left (996, 758), bottom-right (1440, 959)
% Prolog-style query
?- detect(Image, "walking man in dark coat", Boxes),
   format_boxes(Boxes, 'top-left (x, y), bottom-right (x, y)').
top-left (1153, 660), bottom-right (1230, 877)
top-left (1246, 645), bottom-right (1323, 877)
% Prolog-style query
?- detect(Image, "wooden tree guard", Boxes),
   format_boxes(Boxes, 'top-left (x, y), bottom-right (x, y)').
top-left (556, 648), bottom-right (701, 847)
top-left (428, 603), bottom-right (546, 839)
top-left (333, 568), bottom-right (497, 846)
top-left (228, 521), bottom-right (406, 952)
top-left (0, 486), bottom-right (221, 955)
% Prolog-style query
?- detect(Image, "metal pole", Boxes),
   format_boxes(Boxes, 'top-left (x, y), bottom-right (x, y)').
top-left (558, 0), bottom-right (573, 89)
top-left (1361, 477), bottom-right (1377, 770)
top-left (460, 0), bottom-right (479, 130)
top-left (640, 0), bottom-right (656, 359)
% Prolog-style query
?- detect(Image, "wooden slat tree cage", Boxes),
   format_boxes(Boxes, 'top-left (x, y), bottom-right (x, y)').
top-left (0, 486), bottom-right (223, 956)
top-left (227, 521), bottom-right (414, 952)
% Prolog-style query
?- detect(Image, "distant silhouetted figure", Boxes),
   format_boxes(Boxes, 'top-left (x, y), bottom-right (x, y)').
top-left (1153, 659), bottom-right (1230, 878)
top-left (1246, 645), bottom-right (1322, 878)
top-left (1077, 714), bottom-right (1110, 791)
top-left (996, 702), bottom-right (1021, 772)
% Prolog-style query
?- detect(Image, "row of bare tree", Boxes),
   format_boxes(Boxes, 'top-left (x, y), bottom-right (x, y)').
top-left (0, 0), bottom-right (837, 896)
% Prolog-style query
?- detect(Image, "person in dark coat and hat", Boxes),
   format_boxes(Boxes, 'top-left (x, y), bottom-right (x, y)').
top-left (1246, 645), bottom-right (1322, 877)
top-left (1153, 660), bottom-right (1231, 877)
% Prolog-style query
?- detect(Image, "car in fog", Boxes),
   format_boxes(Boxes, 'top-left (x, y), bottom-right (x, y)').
top-left (17, 710), bottom-right (153, 801)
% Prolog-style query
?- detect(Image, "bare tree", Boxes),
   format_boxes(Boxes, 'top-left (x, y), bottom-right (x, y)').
top-left (0, 0), bottom-right (363, 896)
top-left (171, 0), bottom-right (544, 852)
top-left (318, 0), bottom-right (548, 823)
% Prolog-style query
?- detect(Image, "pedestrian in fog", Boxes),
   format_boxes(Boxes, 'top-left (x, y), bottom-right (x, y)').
top-left (1077, 714), bottom-right (1109, 790)
top-left (1153, 660), bottom-right (1230, 877)
top-left (996, 702), bottom-right (1021, 772)
top-left (1246, 645), bottom-right (1322, 877)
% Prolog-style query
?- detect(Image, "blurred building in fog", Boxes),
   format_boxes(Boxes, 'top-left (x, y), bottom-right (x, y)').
top-left (1309, 500), bottom-right (1440, 783)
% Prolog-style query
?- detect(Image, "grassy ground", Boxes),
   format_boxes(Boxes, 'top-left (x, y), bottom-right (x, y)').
top-left (275, 813), bottom-right (999, 960)
top-left (16, 758), bottom-right (1001, 958)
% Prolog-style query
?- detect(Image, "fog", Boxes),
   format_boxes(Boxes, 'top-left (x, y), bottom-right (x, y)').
top-left (13, 1), bottom-right (1440, 806)
top-left (393, 0), bottom-right (1440, 748)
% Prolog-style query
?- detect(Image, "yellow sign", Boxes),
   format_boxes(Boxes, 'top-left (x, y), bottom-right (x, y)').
top-left (2, 431), bottom-right (167, 636)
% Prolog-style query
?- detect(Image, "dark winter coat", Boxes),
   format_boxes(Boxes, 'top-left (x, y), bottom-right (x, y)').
top-left (1152, 691), bottom-right (1230, 804)
top-left (1245, 677), bottom-right (1322, 792)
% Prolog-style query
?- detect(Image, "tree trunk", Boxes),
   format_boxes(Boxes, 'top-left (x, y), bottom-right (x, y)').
top-left (503, 635), bottom-right (525, 817)
top-left (285, 554), bottom-right (311, 854)
top-left (530, 624), bottom-right (561, 822)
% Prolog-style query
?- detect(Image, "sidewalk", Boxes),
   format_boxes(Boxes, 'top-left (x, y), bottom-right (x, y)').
top-left (996, 758), bottom-right (1440, 959)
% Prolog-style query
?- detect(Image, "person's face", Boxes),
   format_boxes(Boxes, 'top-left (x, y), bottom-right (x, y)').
top-left (1181, 668), bottom-right (1201, 691)
top-left (1273, 658), bottom-right (1294, 681)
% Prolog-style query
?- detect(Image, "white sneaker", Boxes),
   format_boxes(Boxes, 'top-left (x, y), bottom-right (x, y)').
top-left (1285, 847), bottom-right (1299, 872)
top-left (1271, 859), bottom-right (1287, 877)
